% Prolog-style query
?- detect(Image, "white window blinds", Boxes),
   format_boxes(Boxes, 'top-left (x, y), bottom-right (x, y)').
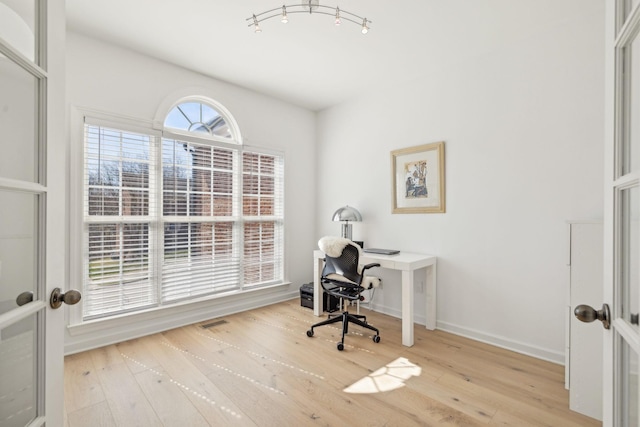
top-left (83, 125), bottom-right (157, 318)
top-left (82, 121), bottom-right (284, 320)
top-left (161, 138), bottom-right (241, 302)
top-left (242, 150), bottom-right (284, 287)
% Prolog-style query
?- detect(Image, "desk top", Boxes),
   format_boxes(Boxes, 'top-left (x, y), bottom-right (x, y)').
top-left (313, 249), bottom-right (436, 271)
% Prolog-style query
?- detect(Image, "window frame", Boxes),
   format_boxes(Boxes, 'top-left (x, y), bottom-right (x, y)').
top-left (69, 102), bottom-right (285, 326)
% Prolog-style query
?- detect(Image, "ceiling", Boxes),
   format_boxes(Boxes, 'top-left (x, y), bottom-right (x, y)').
top-left (65, 0), bottom-right (591, 112)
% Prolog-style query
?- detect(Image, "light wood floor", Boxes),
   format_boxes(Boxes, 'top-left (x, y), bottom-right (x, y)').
top-left (63, 300), bottom-right (601, 426)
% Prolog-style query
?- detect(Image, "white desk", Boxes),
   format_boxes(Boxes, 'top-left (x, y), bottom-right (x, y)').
top-left (313, 250), bottom-right (437, 347)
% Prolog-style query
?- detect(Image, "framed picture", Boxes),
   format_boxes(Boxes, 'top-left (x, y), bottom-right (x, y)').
top-left (391, 141), bottom-right (445, 214)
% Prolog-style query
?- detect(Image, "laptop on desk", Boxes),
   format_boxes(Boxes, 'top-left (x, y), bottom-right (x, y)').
top-left (363, 248), bottom-right (400, 255)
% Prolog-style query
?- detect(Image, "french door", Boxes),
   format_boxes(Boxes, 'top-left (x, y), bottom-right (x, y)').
top-left (0, 0), bottom-right (67, 426)
top-left (603, 0), bottom-right (640, 425)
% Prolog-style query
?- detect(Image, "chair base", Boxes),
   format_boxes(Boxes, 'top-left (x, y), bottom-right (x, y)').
top-left (307, 311), bottom-right (380, 351)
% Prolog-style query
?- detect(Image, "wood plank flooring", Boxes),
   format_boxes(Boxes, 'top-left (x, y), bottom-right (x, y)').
top-left (63, 300), bottom-right (601, 426)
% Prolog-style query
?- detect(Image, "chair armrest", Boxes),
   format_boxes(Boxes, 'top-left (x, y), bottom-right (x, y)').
top-left (361, 263), bottom-right (381, 272)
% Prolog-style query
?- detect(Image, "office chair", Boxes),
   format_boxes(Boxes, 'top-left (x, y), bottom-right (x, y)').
top-left (306, 236), bottom-right (381, 351)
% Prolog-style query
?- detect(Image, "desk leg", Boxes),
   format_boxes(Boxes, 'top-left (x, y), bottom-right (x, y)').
top-left (425, 263), bottom-right (437, 330)
top-left (313, 255), bottom-right (323, 316)
top-left (402, 270), bottom-right (414, 347)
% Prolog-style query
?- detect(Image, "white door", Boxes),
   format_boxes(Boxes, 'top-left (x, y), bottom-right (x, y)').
top-left (0, 1), bottom-right (70, 426)
top-left (569, 222), bottom-right (604, 420)
top-left (597, 0), bottom-right (640, 425)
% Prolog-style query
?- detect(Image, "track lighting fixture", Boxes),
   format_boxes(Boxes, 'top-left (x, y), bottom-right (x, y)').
top-left (247, 1), bottom-right (370, 33)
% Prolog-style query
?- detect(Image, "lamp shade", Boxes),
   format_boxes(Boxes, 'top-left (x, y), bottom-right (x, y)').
top-left (332, 206), bottom-right (362, 222)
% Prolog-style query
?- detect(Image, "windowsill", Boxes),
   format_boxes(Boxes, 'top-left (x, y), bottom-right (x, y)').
top-left (66, 281), bottom-right (291, 338)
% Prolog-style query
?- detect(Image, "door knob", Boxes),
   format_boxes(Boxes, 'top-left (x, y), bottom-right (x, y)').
top-left (16, 291), bottom-right (33, 306)
top-left (50, 288), bottom-right (82, 309)
top-left (574, 303), bottom-right (611, 330)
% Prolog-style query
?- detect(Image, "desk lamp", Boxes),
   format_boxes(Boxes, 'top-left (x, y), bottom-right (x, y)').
top-left (332, 205), bottom-right (362, 240)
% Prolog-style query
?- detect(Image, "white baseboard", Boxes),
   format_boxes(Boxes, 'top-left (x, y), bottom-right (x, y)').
top-left (434, 321), bottom-right (564, 365)
top-left (369, 302), bottom-right (564, 365)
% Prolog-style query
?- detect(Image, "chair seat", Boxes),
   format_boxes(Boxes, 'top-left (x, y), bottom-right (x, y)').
top-left (323, 281), bottom-right (364, 301)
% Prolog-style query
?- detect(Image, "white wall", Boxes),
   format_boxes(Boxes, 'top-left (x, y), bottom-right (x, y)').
top-left (64, 32), bottom-right (316, 352)
top-left (316, 5), bottom-right (605, 363)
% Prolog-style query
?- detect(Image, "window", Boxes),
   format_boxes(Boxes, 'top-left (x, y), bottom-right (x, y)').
top-left (82, 100), bottom-right (284, 320)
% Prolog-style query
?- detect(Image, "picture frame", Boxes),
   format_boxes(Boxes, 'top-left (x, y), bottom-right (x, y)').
top-left (391, 141), bottom-right (445, 214)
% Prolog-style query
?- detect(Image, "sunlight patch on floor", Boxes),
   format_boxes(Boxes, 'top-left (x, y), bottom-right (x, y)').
top-left (344, 357), bottom-right (421, 394)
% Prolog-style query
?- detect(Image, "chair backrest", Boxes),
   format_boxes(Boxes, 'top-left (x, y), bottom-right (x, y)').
top-left (321, 242), bottom-right (362, 284)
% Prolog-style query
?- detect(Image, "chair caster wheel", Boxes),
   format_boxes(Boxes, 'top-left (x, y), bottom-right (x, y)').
top-left (337, 343), bottom-right (344, 351)
top-left (306, 330), bottom-right (314, 337)
top-left (373, 335), bottom-right (381, 343)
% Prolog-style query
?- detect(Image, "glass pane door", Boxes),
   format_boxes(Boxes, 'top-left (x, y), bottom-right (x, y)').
top-left (611, 1), bottom-right (640, 425)
top-left (0, 57), bottom-right (39, 183)
top-left (0, 315), bottom-right (37, 426)
top-left (0, 0), bottom-right (36, 61)
top-left (0, 0), bottom-right (52, 426)
top-left (618, 336), bottom-right (640, 426)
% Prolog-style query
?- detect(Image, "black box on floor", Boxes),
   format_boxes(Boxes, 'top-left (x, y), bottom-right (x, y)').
top-left (300, 282), bottom-right (339, 312)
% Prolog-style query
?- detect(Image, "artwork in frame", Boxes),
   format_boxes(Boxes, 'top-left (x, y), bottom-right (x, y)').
top-left (391, 141), bottom-right (445, 214)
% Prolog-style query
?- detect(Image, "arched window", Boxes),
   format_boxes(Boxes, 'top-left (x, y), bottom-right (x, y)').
top-left (164, 101), bottom-right (235, 140)
top-left (80, 97), bottom-right (284, 320)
